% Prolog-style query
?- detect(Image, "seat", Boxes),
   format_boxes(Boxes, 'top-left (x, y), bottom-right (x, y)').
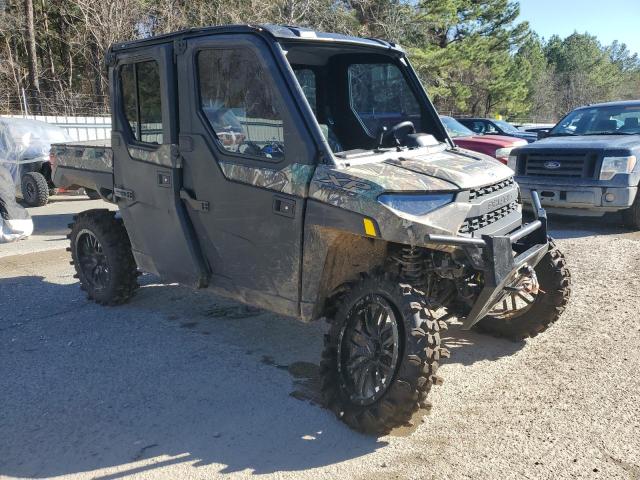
top-left (621, 117), bottom-right (639, 132)
top-left (593, 119), bottom-right (618, 133)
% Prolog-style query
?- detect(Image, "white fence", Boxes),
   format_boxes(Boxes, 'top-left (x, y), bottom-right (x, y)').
top-left (0, 114), bottom-right (112, 142)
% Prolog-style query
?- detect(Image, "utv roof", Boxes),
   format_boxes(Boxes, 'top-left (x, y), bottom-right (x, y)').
top-left (110, 24), bottom-right (403, 53)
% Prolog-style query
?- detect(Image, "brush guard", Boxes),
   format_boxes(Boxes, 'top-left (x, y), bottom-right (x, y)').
top-left (426, 190), bottom-right (549, 329)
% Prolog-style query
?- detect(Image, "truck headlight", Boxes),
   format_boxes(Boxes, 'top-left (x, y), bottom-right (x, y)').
top-left (507, 153), bottom-right (518, 171)
top-left (495, 147), bottom-right (515, 164)
top-left (378, 193), bottom-right (454, 216)
top-left (599, 156), bottom-right (637, 180)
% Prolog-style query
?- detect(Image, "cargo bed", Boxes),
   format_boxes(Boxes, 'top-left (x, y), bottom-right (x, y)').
top-left (51, 139), bottom-right (114, 201)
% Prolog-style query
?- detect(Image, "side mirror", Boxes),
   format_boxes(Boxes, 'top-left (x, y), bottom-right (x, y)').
top-left (537, 130), bottom-right (550, 140)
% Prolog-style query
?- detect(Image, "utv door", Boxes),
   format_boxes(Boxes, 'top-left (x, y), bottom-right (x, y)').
top-left (176, 34), bottom-right (317, 317)
top-left (111, 45), bottom-right (206, 287)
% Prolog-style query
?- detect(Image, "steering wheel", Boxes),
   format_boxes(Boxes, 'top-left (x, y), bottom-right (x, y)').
top-left (379, 121), bottom-right (416, 147)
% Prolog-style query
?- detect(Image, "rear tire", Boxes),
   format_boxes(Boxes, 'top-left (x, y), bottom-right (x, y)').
top-left (68, 209), bottom-right (138, 305)
top-left (320, 271), bottom-right (449, 435)
top-left (476, 240), bottom-right (571, 341)
top-left (21, 172), bottom-right (49, 207)
top-left (622, 192), bottom-right (640, 230)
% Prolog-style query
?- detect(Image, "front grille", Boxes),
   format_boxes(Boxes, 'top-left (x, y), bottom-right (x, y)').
top-left (459, 201), bottom-right (519, 235)
top-left (521, 152), bottom-right (598, 178)
top-left (468, 177), bottom-right (515, 201)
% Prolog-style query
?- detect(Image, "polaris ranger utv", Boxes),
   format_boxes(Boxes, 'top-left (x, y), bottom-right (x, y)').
top-left (52, 25), bottom-right (571, 434)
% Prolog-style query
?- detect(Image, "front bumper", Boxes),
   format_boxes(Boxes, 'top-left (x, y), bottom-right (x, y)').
top-left (426, 191), bottom-right (549, 329)
top-left (519, 182), bottom-right (637, 214)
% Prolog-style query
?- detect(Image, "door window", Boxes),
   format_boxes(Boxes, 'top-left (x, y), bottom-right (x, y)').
top-left (197, 48), bottom-right (285, 160)
top-left (120, 61), bottom-right (163, 144)
top-left (348, 63), bottom-right (421, 136)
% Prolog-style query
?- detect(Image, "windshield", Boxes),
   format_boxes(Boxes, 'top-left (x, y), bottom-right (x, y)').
top-left (285, 45), bottom-right (445, 155)
top-left (550, 104), bottom-right (640, 136)
top-left (440, 116), bottom-right (474, 138)
top-left (493, 119), bottom-right (519, 133)
top-left (347, 63), bottom-right (422, 137)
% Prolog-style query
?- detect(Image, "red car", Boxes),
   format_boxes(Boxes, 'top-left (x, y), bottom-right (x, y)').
top-left (440, 116), bottom-right (526, 164)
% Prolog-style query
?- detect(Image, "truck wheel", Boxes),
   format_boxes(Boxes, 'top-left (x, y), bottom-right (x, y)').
top-left (476, 240), bottom-right (571, 341)
top-left (320, 272), bottom-right (448, 435)
top-left (21, 172), bottom-right (49, 207)
top-left (622, 193), bottom-right (640, 230)
top-left (67, 209), bottom-right (138, 305)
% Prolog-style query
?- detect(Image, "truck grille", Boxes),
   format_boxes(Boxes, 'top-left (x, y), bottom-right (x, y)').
top-left (459, 201), bottom-right (519, 235)
top-left (468, 177), bottom-right (515, 201)
top-left (521, 152), bottom-right (598, 178)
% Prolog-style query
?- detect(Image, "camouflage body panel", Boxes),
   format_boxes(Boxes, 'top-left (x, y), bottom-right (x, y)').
top-left (127, 144), bottom-right (179, 168)
top-left (309, 147), bottom-right (517, 245)
top-left (382, 148), bottom-right (514, 189)
top-left (219, 161), bottom-right (314, 197)
top-left (51, 141), bottom-right (113, 172)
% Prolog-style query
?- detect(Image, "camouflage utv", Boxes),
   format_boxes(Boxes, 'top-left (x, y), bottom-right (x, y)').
top-left (51, 25), bottom-right (571, 434)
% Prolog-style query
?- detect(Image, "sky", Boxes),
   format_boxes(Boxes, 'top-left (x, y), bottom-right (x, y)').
top-left (518, 0), bottom-right (640, 55)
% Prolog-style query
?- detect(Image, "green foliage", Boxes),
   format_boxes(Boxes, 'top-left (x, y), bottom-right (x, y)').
top-left (0, 0), bottom-right (639, 119)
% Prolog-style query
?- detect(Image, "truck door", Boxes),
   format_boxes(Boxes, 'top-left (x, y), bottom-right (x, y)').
top-left (176, 34), bottom-right (317, 317)
top-left (110, 45), bottom-right (206, 287)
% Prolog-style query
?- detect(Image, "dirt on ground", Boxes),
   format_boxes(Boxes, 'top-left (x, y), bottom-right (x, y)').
top-left (0, 201), bottom-right (639, 479)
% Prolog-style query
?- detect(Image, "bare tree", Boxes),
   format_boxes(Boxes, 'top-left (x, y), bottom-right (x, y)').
top-left (23, 0), bottom-right (40, 112)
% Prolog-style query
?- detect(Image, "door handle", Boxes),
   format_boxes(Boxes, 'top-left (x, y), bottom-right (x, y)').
top-left (180, 189), bottom-right (209, 212)
top-left (273, 196), bottom-right (295, 218)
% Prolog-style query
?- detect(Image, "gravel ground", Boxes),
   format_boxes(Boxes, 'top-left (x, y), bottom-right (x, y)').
top-left (0, 202), bottom-right (639, 480)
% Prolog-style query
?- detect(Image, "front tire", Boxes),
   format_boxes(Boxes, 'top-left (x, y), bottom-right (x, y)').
top-left (320, 272), bottom-right (449, 435)
top-left (476, 240), bottom-right (571, 341)
top-left (68, 209), bottom-right (138, 305)
top-left (21, 172), bottom-right (49, 207)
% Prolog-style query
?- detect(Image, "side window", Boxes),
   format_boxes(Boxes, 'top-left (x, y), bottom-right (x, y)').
top-left (119, 60), bottom-right (163, 144)
top-left (348, 63), bottom-right (421, 136)
top-left (485, 122), bottom-right (498, 133)
top-left (197, 48), bottom-right (285, 160)
top-left (294, 69), bottom-right (317, 114)
top-left (470, 121), bottom-right (484, 133)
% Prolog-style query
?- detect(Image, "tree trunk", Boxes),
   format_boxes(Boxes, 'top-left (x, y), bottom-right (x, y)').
top-left (23, 0), bottom-right (41, 113)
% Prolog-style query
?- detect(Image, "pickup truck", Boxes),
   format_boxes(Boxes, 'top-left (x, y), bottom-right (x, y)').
top-left (455, 117), bottom-right (538, 143)
top-left (51, 24), bottom-right (570, 435)
top-left (510, 100), bottom-right (640, 229)
top-left (440, 116), bottom-right (527, 164)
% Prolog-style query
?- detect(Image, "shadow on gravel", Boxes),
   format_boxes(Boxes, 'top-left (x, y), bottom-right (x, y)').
top-left (440, 320), bottom-right (525, 366)
top-left (0, 275), bottom-right (385, 478)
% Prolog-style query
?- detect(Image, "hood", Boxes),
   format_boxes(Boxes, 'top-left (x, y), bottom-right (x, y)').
top-left (319, 148), bottom-right (514, 192)
top-left (520, 134), bottom-right (640, 152)
top-left (454, 134), bottom-right (523, 148)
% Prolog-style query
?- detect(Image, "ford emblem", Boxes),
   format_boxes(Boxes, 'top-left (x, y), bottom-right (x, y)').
top-left (544, 161), bottom-right (561, 169)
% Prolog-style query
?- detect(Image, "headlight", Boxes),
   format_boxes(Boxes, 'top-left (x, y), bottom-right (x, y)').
top-left (495, 147), bottom-right (514, 163)
top-left (507, 153), bottom-right (518, 171)
top-left (599, 156), bottom-right (637, 180)
top-left (378, 193), bottom-right (454, 216)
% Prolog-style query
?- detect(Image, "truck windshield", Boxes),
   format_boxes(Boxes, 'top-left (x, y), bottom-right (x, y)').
top-left (550, 104), bottom-right (640, 136)
top-left (286, 45), bottom-right (443, 155)
top-left (493, 120), bottom-right (519, 133)
top-left (440, 116), bottom-right (474, 138)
